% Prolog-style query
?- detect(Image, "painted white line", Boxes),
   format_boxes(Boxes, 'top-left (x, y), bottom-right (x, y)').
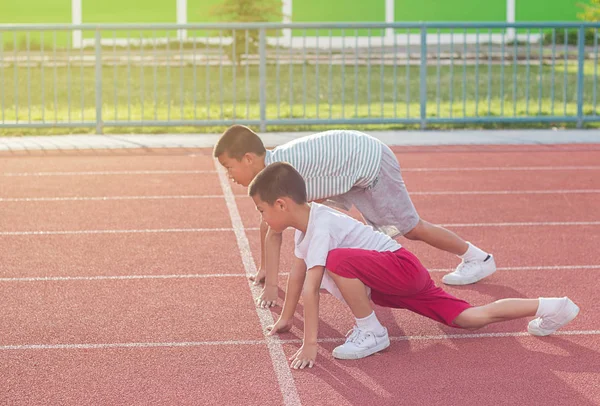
top-left (6, 330), bottom-right (597, 351)
top-left (215, 159), bottom-right (301, 406)
top-left (410, 189), bottom-right (600, 196)
top-left (3, 221), bottom-right (599, 236)
top-left (429, 265), bottom-right (600, 272)
top-left (440, 221), bottom-right (600, 227)
top-left (4, 166), bottom-right (597, 177)
top-left (2, 170), bottom-right (216, 177)
top-left (0, 228), bottom-right (235, 236)
top-left (0, 340), bottom-right (264, 350)
top-left (0, 274), bottom-right (246, 282)
top-left (402, 166), bottom-right (600, 172)
top-left (278, 330), bottom-right (600, 344)
top-left (0, 195), bottom-right (224, 202)
top-left (2, 190), bottom-right (599, 202)
top-left (2, 264), bottom-right (598, 282)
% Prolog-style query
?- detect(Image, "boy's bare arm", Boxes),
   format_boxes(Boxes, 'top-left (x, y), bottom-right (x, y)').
top-left (250, 220), bottom-right (269, 284)
top-left (256, 227), bottom-right (283, 307)
top-left (290, 265), bottom-right (324, 369)
top-left (267, 256), bottom-right (306, 335)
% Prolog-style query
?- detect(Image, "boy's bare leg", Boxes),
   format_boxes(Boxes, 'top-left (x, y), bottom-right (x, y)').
top-left (326, 271), bottom-right (373, 318)
top-left (256, 227), bottom-right (283, 307)
top-left (326, 270), bottom-right (390, 360)
top-left (250, 220), bottom-right (269, 283)
top-left (454, 299), bottom-right (539, 329)
top-left (404, 219), bottom-right (496, 286)
top-left (454, 297), bottom-right (579, 335)
top-left (403, 219), bottom-right (468, 255)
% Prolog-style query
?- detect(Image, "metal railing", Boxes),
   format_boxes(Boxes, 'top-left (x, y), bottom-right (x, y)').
top-left (1, 22), bottom-right (599, 133)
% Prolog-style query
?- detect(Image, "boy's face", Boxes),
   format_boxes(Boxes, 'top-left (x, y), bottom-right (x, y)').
top-left (218, 152), bottom-right (256, 187)
top-left (252, 195), bottom-right (290, 233)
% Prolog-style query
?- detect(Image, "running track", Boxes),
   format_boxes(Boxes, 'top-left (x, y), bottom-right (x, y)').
top-left (1, 143), bottom-right (599, 405)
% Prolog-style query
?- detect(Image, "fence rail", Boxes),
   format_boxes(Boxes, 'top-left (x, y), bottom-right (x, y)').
top-left (1, 22), bottom-right (599, 133)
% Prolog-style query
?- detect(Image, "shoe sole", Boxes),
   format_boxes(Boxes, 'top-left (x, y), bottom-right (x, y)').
top-left (332, 337), bottom-right (391, 360)
top-left (442, 257), bottom-right (497, 286)
top-left (528, 301), bottom-right (580, 336)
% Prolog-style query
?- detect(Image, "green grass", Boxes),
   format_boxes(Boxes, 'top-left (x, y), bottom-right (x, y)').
top-left (1, 62), bottom-right (599, 135)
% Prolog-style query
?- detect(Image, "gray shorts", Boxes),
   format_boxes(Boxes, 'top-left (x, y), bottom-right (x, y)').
top-left (329, 144), bottom-right (420, 237)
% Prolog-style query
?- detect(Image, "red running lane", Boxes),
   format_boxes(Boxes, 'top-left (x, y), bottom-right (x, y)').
top-left (0, 232), bottom-right (244, 278)
top-left (392, 144), bottom-right (600, 167)
top-left (0, 346), bottom-right (284, 406)
top-left (0, 149), bottom-right (215, 173)
top-left (0, 278), bottom-right (264, 345)
top-left (283, 336), bottom-right (600, 406)
top-left (401, 170), bottom-right (600, 192)
top-left (0, 198), bottom-right (233, 231)
top-left (1, 173), bottom-right (223, 198)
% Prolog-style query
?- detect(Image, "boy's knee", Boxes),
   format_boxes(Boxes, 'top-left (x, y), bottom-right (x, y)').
top-left (453, 309), bottom-right (485, 330)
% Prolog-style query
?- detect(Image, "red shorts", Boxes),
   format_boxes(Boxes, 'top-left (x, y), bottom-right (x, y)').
top-left (325, 248), bottom-right (472, 327)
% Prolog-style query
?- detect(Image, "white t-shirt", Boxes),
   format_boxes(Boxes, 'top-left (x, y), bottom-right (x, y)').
top-left (294, 203), bottom-right (402, 302)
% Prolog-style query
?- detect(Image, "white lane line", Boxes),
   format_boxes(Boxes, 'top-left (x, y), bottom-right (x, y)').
top-left (410, 189), bottom-right (600, 196)
top-left (0, 195), bottom-right (224, 202)
top-left (278, 330), bottom-right (600, 344)
top-left (402, 166), bottom-right (600, 172)
top-left (0, 340), bottom-right (264, 350)
top-left (3, 330), bottom-right (598, 351)
top-left (4, 166), bottom-right (598, 177)
top-left (1, 264), bottom-right (598, 282)
top-left (3, 221), bottom-right (599, 236)
top-left (0, 228), bottom-right (235, 236)
top-left (0, 274), bottom-right (247, 282)
top-left (215, 159), bottom-right (301, 406)
top-left (439, 221), bottom-right (600, 227)
top-left (2, 190), bottom-right (599, 202)
top-left (2, 170), bottom-right (216, 176)
top-left (429, 265), bottom-right (600, 272)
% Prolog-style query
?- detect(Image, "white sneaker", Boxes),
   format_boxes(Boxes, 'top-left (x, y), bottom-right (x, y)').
top-left (332, 326), bottom-right (390, 360)
top-left (442, 254), bottom-right (497, 285)
top-left (528, 297), bottom-right (580, 336)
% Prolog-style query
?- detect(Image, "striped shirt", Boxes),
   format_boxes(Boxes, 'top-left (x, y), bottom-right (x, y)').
top-left (263, 130), bottom-right (382, 201)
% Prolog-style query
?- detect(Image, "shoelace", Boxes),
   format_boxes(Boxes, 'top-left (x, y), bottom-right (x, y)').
top-left (455, 260), bottom-right (480, 276)
top-left (345, 326), bottom-right (370, 345)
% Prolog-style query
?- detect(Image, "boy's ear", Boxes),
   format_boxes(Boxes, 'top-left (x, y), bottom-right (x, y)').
top-left (274, 198), bottom-right (287, 211)
top-left (242, 152), bottom-right (256, 164)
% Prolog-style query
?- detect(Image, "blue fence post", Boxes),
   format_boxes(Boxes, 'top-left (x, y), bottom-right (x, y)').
top-left (576, 24), bottom-right (585, 128)
top-left (419, 24), bottom-right (427, 129)
top-left (259, 28), bottom-right (267, 132)
top-left (94, 29), bottom-right (103, 134)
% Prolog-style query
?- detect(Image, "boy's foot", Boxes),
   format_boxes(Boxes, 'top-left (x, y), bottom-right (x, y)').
top-left (332, 326), bottom-right (390, 360)
top-left (528, 297), bottom-right (580, 336)
top-left (442, 254), bottom-right (496, 286)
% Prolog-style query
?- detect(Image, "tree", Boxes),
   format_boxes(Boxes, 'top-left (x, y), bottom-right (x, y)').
top-left (577, 0), bottom-right (600, 21)
top-left (209, 0), bottom-right (284, 67)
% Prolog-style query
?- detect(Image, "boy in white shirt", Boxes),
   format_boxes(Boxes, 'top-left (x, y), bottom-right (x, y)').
top-left (249, 162), bottom-right (580, 369)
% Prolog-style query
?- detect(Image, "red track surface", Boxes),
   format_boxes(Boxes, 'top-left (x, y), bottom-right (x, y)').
top-left (1, 144), bottom-right (599, 405)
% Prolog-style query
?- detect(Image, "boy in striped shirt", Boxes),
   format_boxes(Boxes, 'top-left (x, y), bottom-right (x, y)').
top-left (214, 125), bottom-right (496, 306)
